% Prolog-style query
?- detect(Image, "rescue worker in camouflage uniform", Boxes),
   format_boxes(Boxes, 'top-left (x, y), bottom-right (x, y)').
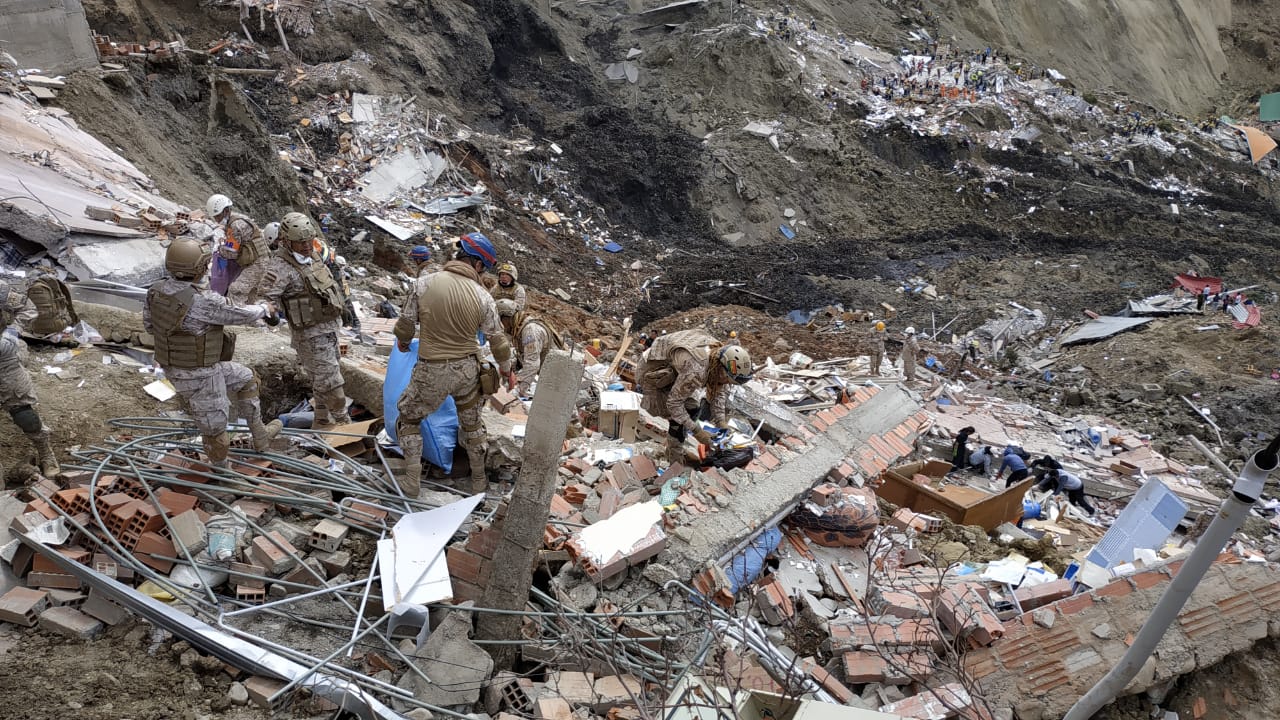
top-left (228, 220), bottom-right (280, 306)
top-left (489, 262), bottom-right (527, 312)
top-left (393, 233), bottom-right (515, 496)
top-left (407, 245), bottom-right (439, 278)
top-left (638, 329), bottom-right (752, 464)
top-left (901, 326), bottom-right (919, 382)
top-left (258, 212), bottom-right (352, 429)
top-left (495, 298), bottom-right (565, 397)
top-left (206, 194), bottom-right (264, 297)
top-left (0, 281), bottom-right (60, 477)
top-left (144, 239), bottom-right (283, 470)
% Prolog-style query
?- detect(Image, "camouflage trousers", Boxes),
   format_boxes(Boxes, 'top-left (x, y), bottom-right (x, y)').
top-left (396, 357), bottom-right (485, 454)
top-left (228, 262), bottom-right (269, 306)
top-left (0, 362), bottom-right (37, 410)
top-left (292, 331), bottom-right (345, 393)
top-left (168, 361), bottom-right (255, 437)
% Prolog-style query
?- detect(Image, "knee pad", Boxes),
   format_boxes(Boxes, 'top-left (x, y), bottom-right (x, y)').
top-left (10, 405), bottom-right (42, 434)
top-left (237, 371), bottom-right (262, 402)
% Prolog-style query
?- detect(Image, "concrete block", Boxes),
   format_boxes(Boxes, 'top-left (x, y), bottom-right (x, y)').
top-left (535, 696), bottom-right (572, 720)
top-left (82, 588), bottom-right (131, 625)
top-left (27, 571), bottom-right (80, 590)
top-left (167, 510), bottom-right (207, 554)
top-left (133, 531), bottom-right (176, 573)
top-left (46, 589), bottom-right (86, 608)
top-left (0, 587), bottom-right (50, 626)
top-left (39, 606), bottom-right (104, 640)
top-left (263, 518), bottom-right (310, 547)
top-left (281, 557), bottom-right (327, 591)
top-left (548, 670), bottom-right (595, 707)
top-left (403, 606), bottom-right (492, 707)
top-left (308, 518), bottom-right (349, 552)
top-left (313, 549), bottom-right (351, 577)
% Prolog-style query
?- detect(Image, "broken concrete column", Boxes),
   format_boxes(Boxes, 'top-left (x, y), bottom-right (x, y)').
top-left (399, 604), bottom-right (493, 708)
top-left (476, 351), bottom-right (581, 668)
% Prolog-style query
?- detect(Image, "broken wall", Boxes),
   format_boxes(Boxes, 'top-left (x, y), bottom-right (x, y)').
top-left (0, 0), bottom-right (98, 74)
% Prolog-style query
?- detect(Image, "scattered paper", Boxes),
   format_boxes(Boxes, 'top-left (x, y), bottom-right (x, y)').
top-left (144, 379), bottom-right (177, 402)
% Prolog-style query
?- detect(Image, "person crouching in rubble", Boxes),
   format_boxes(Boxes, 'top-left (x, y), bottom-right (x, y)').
top-left (638, 329), bottom-right (753, 464)
top-left (0, 281), bottom-right (61, 477)
top-left (1046, 469), bottom-right (1095, 516)
top-left (144, 239), bottom-right (283, 470)
top-left (489, 262), bottom-right (527, 312)
top-left (258, 213), bottom-right (352, 429)
top-left (995, 446), bottom-right (1030, 487)
top-left (393, 233), bottom-right (516, 496)
top-left (950, 425), bottom-right (974, 471)
top-left (496, 298), bottom-right (565, 398)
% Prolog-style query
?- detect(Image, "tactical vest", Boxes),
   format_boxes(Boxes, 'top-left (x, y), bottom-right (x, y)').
top-left (517, 316), bottom-right (566, 367)
top-left (26, 276), bottom-right (77, 335)
top-left (225, 214), bottom-right (267, 267)
top-left (277, 249), bottom-right (343, 329)
top-left (148, 285), bottom-right (225, 369)
top-left (491, 283), bottom-right (522, 304)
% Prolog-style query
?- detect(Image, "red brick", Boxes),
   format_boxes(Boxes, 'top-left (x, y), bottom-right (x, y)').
top-left (936, 583), bottom-right (1004, 648)
top-left (133, 532), bottom-right (176, 573)
top-left (1054, 592), bottom-right (1095, 615)
top-left (154, 487), bottom-right (198, 516)
top-left (744, 460), bottom-right (768, 474)
top-left (1130, 569), bottom-right (1169, 590)
top-left (549, 494), bottom-right (575, 518)
top-left (780, 436), bottom-right (806, 452)
top-left (817, 409), bottom-right (839, 426)
top-left (628, 455), bottom-right (658, 483)
top-left (1013, 578), bottom-right (1074, 610)
top-left (1092, 578), bottom-right (1131, 599)
top-left (32, 547), bottom-right (90, 574)
top-left (802, 658), bottom-right (857, 702)
top-left (809, 416), bottom-right (829, 431)
top-left (247, 531), bottom-right (298, 576)
top-left (446, 547), bottom-right (485, 585)
top-left (830, 403), bottom-right (849, 418)
top-left (755, 577), bottom-right (793, 624)
top-left (758, 452), bottom-right (781, 470)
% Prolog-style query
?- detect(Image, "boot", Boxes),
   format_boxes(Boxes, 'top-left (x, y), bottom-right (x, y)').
top-left (249, 417), bottom-right (283, 453)
top-left (398, 432), bottom-right (423, 498)
top-left (204, 432), bottom-right (230, 470)
top-left (311, 393), bottom-right (332, 429)
top-left (326, 388), bottom-right (352, 425)
top-left (27, 431), bottom-right (60, 478)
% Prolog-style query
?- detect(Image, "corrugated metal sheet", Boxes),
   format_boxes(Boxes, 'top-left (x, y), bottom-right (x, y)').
top-left (1061, 316), bottom-right (1153, 345)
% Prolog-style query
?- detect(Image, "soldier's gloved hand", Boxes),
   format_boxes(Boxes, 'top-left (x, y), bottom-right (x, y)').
top-left (506, 371), bottom-right (518, 391)
top-left (397, 340), bottom-right (411, 353)
top-left (692, 428), bottom-right (713, 446)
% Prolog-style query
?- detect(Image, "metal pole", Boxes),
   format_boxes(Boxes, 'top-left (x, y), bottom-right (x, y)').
top-left (1064, 436), bottom-right (1280, 720)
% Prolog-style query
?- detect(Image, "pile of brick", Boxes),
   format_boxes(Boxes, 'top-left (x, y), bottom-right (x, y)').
top-left (1, 459), bottom-right (379, 632)
top-left (93, 33), bottom-right (186, 60)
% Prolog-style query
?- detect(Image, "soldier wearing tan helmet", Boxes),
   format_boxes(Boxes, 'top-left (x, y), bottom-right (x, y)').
top-left (0, 280), bottom-right (60, 477)
top-left (638, 329), bottom-right (753, 464)
top-left (144, 238), bottom-right (282, 469)
top-left (489, 262), bottom-right (526, 312)
top-left (495, 298), bottom-right (565, 397)
top-left (257, 212), bottom-right (351, 429)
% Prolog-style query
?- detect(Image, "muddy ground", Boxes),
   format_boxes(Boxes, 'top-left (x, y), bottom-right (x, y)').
top-left (10, 0), bottom-right (1280, 716)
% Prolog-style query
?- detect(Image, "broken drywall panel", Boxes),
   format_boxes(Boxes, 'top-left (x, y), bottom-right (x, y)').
top-left (358, 148), bottom-right (447, 204)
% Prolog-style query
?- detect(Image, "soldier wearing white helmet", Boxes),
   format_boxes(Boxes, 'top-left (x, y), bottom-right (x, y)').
top-left (257, 212), bottom-right (351, 429)
top-left (144, 238), bottom-right (282, 470)
top-left (228, 220), bottom-right (281, 305)
top-left (638, 330), bottom-right (753, 464)
top-left (0, 280), bottom-right (60, 477)
top-left (902, 326), bottom-right (919, 382)
top-left (205, 194), bottom-right (267, 298)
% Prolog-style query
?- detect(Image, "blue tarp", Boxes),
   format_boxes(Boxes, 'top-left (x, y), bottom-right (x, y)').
top-left (724, 527), bottom-right (783, 595)
top-left (383, 340), bottom-right (460, 472)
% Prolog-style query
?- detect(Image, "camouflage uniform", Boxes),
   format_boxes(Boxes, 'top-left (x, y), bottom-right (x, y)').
top-left (511, 314), bottom-right (564, 397)
top-left (902, 335), bottom-right (920, 381)
top-left (228, 261), bottom-right (270, 306)
top-left (639, 329), bottom-right (729, 461)
top-left (210, 213), bottom-right (259, 296)
top-left (258, 248), bottom-right (350, 426)
top-left (0, 281), bottom-right (59, 476)
top-left (144, 278), bottom-right (278, 466)
top-left (489, 281), bottom-right (527, 312)
top-left (393, 260), bottom-right (512, 494)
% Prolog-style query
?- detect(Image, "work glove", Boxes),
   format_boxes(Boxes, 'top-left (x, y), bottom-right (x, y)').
top-left (396, 340), bottom-right (412, 353)
top-left (692, 428), bottom-right (713, 446)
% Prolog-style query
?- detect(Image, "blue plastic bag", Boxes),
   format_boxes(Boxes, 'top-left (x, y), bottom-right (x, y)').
top-left (383, 340), bottom-right (459, 473)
